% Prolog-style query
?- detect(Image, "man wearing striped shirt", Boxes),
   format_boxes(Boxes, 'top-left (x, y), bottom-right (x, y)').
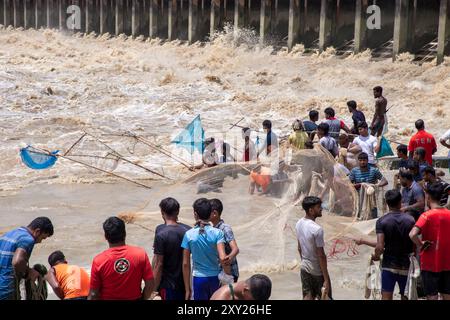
top-left (0, 217), bottom-right (54, 300)
top-left (350, 153), bottom-right (388, 219)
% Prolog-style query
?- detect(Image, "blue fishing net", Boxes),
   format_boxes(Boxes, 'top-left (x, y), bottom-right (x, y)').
top-left (20, 146), bottom-right (59, 170)
top-left (171, 115), bottom-right (205, 154)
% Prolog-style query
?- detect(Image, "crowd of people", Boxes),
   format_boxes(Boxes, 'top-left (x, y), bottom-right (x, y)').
top-left (1, 86), bottom-right (450, 301)
top-left (0, 198), bottom-right (272, 301)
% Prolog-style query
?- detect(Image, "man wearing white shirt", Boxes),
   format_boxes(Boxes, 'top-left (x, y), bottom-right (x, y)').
top-left (350, 121), bottom-right (380, 166)
top-left (441, 129), bottom-right (450, 173)
top-left (440, 129), bottom-right (450, 149)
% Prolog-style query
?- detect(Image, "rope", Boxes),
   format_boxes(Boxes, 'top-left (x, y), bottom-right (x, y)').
top-left (327, 237), bottom-right (359, 259)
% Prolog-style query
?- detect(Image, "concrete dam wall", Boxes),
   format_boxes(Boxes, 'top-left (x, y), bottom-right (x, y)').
top-left (1, 0), bottom-right (449, 64)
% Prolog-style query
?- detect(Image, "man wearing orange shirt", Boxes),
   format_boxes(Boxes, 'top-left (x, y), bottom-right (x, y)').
top-left (408, 120), bottom-right (437, 166)
top-left (45, 251), bottom-right (90, 300)
top-left (88, 217), bottom-right (155, 300)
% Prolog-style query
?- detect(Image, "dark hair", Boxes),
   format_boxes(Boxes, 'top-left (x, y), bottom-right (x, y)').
top-left (385, 189), bottom-right (402, 209)
top-left (397, 144), bottom-right (408, 155)
top-left (426, 182), bottom-right (445, 202)
top-left (357, 121), bottom-right (368, 129)
top-left (159, 197), bottom-right (180, 217)
top-left (423, 166), bottom-right (436, 177)
top-left (28, 217), bottom-right (54, 236)
top-left (324, 107), bottom-right (335, 117)
top-left (302, 196), bottom-right (322, 213)
top-left (400, 170), bottom-right (414, 181)
top-left (358, 152), bottom-right (369, 160)
top-left (103, 217), bottom-right (126, 244)
top-left (414, 147), bottom-right (426, 160)
top-left (373, 86), bottom-right (383, 93)
top-left (406, 160), bottom-right (419, 172)
top-left (205, 137), bottom-right (215, 146)
top-left (347, 100), bottom-right (357, 110)
top-left (210, 198), bottom-right (223, 215)
top-left (48, 251), bottom-right (65, 267)
top-left (262, 120), bottom-right (272, 129)
top-left (242, 127), bottom-right (251, 135)
top-left (415, 119), bottom-right (425, 130)
top-left (247, 274), bottom-right (272, 300)
top-left (318, 123), bottom-right (329, 135)
top-left (193, 198), bottom-right (212, 220)
top-left (309, 110), bottom-right (319, 120)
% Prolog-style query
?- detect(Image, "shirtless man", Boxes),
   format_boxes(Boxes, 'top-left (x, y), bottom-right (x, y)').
top-left (210, 274), bottom-right (272, 300)
top-left (370, 86), bottom-right (387, 137)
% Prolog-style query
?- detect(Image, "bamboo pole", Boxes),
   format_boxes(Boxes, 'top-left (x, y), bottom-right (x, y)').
top-left (27, 147), bottom-right (152, 189)
top-left (83, 132), bottom-right (171, 179)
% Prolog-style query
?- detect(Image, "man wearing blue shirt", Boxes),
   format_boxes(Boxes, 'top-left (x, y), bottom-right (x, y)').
top-left (182, 198), bottom-right (226, 300)
top-left (0, 217), bottom-right (54, 300)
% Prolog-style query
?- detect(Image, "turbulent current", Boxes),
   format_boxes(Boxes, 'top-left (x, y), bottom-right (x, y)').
top-left (0, 25), bottom-right (449, 299)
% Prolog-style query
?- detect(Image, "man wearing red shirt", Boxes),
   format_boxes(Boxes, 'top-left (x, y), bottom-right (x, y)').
top-left (410, 183), bottom-right (450, 300)
top-left (88, 217), bottom-right (155, 300)
top-left (408, 120), bottom-right (437, 166)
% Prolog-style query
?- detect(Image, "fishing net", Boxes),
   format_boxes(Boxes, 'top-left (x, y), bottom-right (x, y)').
top-left (62, 133), bottom-right (168, 181)
top-left (166, 143), bottom-right (362, 273)
top-left (20, 146), bottom-right (59, 170)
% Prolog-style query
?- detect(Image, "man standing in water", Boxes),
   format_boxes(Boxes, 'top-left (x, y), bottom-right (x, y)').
top-left (242, 127), bottom-right (256, 162)
top-left (258, 120), bottom-right (278, 157)
top-left (370, 86), bottom-right (387, 137)
top-left (0, 217), bottom-right (54, 300)
top-left (296, 196), bottom-right (332, 300)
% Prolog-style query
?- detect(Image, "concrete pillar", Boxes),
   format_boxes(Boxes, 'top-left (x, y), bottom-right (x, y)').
top-left (3, 0), bottom-right (13, 27)
top-left (131, 0), bottom-right (141, 37)
top-left (168, 0), bottom-right (177, 40)
top-left (116, 0), bottom-right (124, 35)
top-left (319, 0), bottom-right (336, 52)
top-left (99, 0), bottom-right (108, 34)
top-left (149, 0), bottom-right (158, 38)
top-left (393, 0), bottom-right (413, 59)
top-left (210, 0), bottom-right (221, 36)
top-left (86, 0), bottom-right (97, 33)
top-left (59, 0), bottom-right (70, 30)
top-left (354, 0), bottom-right (368, 53)
top-left (14, 0), bottom-right (24, 28)
top-left (46, 0), bottom-right (60, 29)
top-left (437, 0), bottom-right (450, 64)
top-left (34, 0), bottom-right (43, 28)
top-left (234, 0), bottom-right (248, 29)
top-left (0, 0), bottom-right (3, 26)
top-left (288, 0), bottom-right (302, 51)
top-left (260, 0), bottom-right (271, 45)
top-left (24, 0), bottom-right (35, 29)
top-left (189, 0), bottom-right (199, 43)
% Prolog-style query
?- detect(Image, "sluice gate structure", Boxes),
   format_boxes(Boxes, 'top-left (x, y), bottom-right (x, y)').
top-left (0, 0), bottom-right (449, 64)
